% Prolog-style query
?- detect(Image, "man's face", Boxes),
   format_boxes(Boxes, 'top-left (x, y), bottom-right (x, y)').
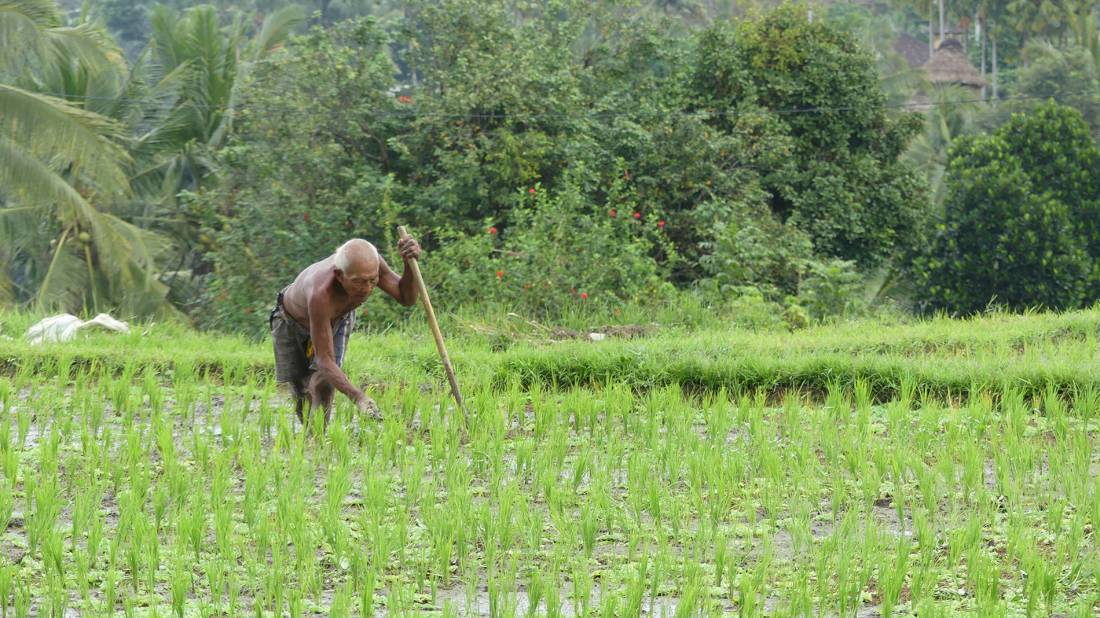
top-left (337, 261), bottom-right (379, 299)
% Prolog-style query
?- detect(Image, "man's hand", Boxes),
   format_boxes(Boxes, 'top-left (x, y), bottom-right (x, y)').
top-left (397, 236), bottom-right (421, 261)
top-left (355, 393), bottom-right (381, 419)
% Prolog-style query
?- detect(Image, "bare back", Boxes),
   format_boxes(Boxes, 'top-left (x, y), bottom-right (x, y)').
top-left (281, 257), bottom-right (359, 329)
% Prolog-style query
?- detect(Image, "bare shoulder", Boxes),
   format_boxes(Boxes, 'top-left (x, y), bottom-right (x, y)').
top-left (284, 257), bottom-right (336, 325)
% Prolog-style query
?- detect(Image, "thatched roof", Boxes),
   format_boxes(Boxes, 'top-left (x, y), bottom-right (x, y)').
top-left (922, 38), bottom-right (986, 89)
top-left (894, 32), bottom-right (930, 69)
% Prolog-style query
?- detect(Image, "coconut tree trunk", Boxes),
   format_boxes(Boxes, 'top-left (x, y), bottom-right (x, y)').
top-left (405, 2), bottom-right (419, 88)
top-left (991, 33), bottom-right (998, 100)
top-left (980, 15), bottom-right (987, 100)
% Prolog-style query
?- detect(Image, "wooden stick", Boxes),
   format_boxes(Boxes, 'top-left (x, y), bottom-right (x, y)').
top-left (397, 226), bottom-right (467, 413)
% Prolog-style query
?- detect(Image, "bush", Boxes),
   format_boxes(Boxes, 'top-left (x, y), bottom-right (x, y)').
top-left (697, 198), bottom-right (814, 298)
top-left (913, 103), bottom-right (1100, 314)
top-left (426, 169), bottom-right (670, 316)
top-left (796, 258), bottom-right (866, 321)
top-left (690, 5), bottom-right (926, 269)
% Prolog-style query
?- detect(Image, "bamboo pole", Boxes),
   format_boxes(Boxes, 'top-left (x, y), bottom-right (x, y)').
top-left (397, 226), bottom-right (467, 413)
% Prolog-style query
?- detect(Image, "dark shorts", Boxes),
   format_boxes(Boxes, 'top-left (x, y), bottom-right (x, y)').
top-left (269, 290), bottom-right (355, 385)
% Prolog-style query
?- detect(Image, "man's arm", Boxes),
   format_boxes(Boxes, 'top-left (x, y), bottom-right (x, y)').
top-left (307, 290), bottom-right (364, 403)
top-left (378, 236), bottom-right (421, 306)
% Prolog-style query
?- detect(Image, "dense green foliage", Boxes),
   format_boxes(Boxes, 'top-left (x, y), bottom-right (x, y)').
top-left (693, 10), bottom-right (926, 268)
top-left (914, 102), bottom-right (1100, 313)
top-left (196, 3), bottom-right (927, 333)
top-left (980, 41), bottom-right (1100, 136)
top-left (3, 0), bottom-right (1100, 330)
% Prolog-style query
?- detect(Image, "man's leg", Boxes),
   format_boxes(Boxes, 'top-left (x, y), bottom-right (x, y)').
top-left (271, 306), bottom-right (313, 425)
top-left (291, 380), bottom-right (309, 423)
top-left (307, 371), bottom-right (335, 424)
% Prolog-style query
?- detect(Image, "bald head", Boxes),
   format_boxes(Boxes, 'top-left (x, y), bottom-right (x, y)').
top-left (332, 239), bottom-right (380, 299)
top-left (334, 239), bottom-right (379, 275)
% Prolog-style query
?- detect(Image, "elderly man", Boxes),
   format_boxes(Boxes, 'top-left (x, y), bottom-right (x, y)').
top-left (269, 236), bottom-right (421, 423)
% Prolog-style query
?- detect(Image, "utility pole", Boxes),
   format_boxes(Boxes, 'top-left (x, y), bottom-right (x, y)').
top-left (992, 34), bottom-right (998, 100)
top-left (938, 0), bottom-right (945, 47)
top-left (978, 14), bottom-right (986, 100)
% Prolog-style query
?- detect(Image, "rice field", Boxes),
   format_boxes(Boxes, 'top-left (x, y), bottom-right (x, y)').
top-left (1, 310), bottom-right (1098, 616)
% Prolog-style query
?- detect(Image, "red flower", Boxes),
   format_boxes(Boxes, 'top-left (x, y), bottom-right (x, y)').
top-left (609, 209), bottom-right (617, 218)
top-left (633, 211), bottom-right (641, 219)
top-left (302, 212), bottom-right (310, 222)
top-left (529, 187), bottom-right (537, 195)
top-left (496, 270), bottom-right (504, 280)
top-left (398, 95), bottom-right (413, 104)
top-left (580, 292), bottom-right (588, 300)
top-left (488, 226), bottom-right (498, 235)
top-left (657, 219), bottom-right (666, 229)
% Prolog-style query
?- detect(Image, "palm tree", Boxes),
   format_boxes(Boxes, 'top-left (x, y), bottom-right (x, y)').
top-left (1064, 0), bottom-right (1098, 66)
top-left (135, 4), bottom-right (303, 291)
top-left (0, 0), bottom-right (169, 314)
top-left (146, 4), bottom-right (303, 195)
top-left (2, 1), bottom-right (304, 315)
top-left (906, 84), bottom-right (981, 208)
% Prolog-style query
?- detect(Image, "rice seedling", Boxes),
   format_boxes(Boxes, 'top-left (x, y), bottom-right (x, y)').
top-left (2, 311), bottom-right (1099, 615)
top-left (0, 562), bottom-right (11, 618)
top-left (15, 404), bottom-right (31, 449)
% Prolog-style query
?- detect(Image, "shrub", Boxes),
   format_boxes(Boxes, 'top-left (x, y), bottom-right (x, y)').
top-left (690, 5), bottom-right (926, 269)
top-left (913, 103), bottom-right (1100, 314)
top-left (427, 170), bottom-right (670, 316)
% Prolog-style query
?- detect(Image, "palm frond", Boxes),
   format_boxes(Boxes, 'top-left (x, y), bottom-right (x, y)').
top-left (36, 227), bottom-right (89, 311)
top-left (0, 2), bottom-right (124, 82)
top-left (47, 21), bottom-right (127, 75)
top-left (149, 5), bottom-right (189, 72)
top-left (251, 5), bottom-right (305, 61)
top-left (90, 210), bottom-right (168, 279)
top-left (0, 0), bottom-right (58, 27)
top-left (128, 62), bottom-right (191, 146)
top-left (0, 137), bottom-right (171, 314)
top-left (213, 10), bottom-right (296, 149)
top-left (117, 53), bottom-right (190, 136)
top-left (0, 83), bottom-right (131, 196)
top-left (90, 211), bottom-right (172, 316)
top-left (188, 7), bottom-right (238, 113)
top-left (0, 132), bottom-right (123, 237)
top-left (0, 0), bottom-right (57, 76)
top-left (0, 134), bottom-right (85, 218)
